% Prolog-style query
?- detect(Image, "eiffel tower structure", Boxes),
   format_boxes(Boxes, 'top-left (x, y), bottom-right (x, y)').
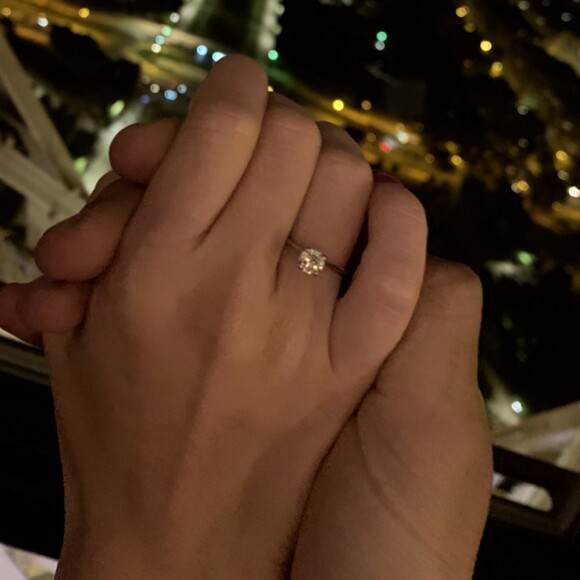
top-left (178, 0), bottom-right (281, 59)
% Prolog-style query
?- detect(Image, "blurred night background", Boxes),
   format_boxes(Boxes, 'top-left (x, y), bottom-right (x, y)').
top-left (0, 0), bottom-right (579, 432)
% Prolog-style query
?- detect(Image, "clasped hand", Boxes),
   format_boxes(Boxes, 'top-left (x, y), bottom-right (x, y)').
top-left (0, 56), bottom-right (492, 580)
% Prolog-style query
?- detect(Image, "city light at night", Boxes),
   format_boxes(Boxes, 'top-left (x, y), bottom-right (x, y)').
top-left (332, 99), bottom-right (345, 112)
top-left (480, 40), bottom-right (493, 52)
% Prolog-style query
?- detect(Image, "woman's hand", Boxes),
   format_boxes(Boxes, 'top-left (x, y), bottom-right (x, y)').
top-left (0, 57), bottom-right (492, 579)
top-left (12, 55), bottom-right (429, 579)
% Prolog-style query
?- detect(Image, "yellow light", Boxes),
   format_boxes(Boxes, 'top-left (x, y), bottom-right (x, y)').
top-left (363, 150), bottom-right (379, 164)
top-left (332, 99), bottom-right (345, 112)
top-left (361, 100), bottom-right (372, 111)
top-left (480, 40), bottom-right (493, 52)
top-left (490, 61), bottom-right (503, 77)
top-left (516, 180), bottom-right (530, 192)
top-left (151, 43), bottom-right (162, 54)
top-left (456, 6), bottom-right (469, 17)
top-left (556, 150), bottom-right (569, 162)
top-left (366, 133), bottom-right (377, 143)
top-left (425, 153), bottom-right (435, 164)
top-left (268, 85), bottom-right (274, 92)
top-left (78, 7), bottom-right (90, 18)
top-left (397, 131), bottom-right (409, 144)
top-left (445, 140), bottom-right (459, 154)
top-left (450, 154), bottom-right (464, 167)
top-left (1, 7), bottom-right (12, 16)
top-left (464, 22), bottom-right (476, 32)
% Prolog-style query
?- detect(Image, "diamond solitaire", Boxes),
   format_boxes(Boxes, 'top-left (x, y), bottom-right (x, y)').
top-left (298, 248), bottom-right (327, 276)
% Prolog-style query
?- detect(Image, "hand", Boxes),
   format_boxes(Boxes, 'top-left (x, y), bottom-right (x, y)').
top-left (291, 258), bottom-right (492, 579)
top-left (0, 63), bottom-right (492, 579)
top-left (2, 55), bottom-right (431, 579)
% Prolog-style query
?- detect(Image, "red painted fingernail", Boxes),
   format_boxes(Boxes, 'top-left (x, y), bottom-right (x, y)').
top-left (373, 170), bottom-right (402, 184)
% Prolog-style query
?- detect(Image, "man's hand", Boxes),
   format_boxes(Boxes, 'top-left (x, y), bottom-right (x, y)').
top-left (291, 257), bottom-right (492, 579)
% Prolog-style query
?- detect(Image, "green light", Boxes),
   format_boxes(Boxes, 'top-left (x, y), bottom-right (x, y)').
top-left (376, 31), bottom-right (388, 42)
top-left (109, 100), bottom-right (125, 117)
top-left (74, 157), bottom-right (88, 174)
top-left (502, 315), bottom-right (514, 331)
top-left (161, 25), bottom-right (172, 36)
top-left (516, 251), bottom-right (535, 266)
top-left (268, 49), bottom-right (279, 61)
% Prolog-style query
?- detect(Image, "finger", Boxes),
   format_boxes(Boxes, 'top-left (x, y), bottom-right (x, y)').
top-left (376, 257), bottom-right (484, 397)
top-left (213, 93), bottom-right (321, 273)
top-left (0, 284), bottom-right (44, 348)
top-left (37, 117), bottom-right (179, 282)
top-left (277, 121), bottom-right (372, 307)
top-left (109, 118), bottom-right (181, 185)
top-left (330, 183), bottom-right (428, 381)
top-left (87, 171), bottom-right (121, 205)
top-left (17, 277), bottom-right (93, 334)
top-left (35, 180), bottom-right (144, 281)
top-left (125, 55), bottom-right (269, 248)
top-left (0, 278), bottom-right (93, 343)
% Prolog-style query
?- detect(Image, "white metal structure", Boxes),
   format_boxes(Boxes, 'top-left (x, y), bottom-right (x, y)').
top-left (0, 27), bottom-right (85, 251)
top-left (494, 401), bottom-right (580, 510)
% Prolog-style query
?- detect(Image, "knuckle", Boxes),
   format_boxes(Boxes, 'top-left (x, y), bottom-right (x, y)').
top-left (194, 100), bottom-right (257, 136)
top-left (378, 280), bottom-right (420, 318)
top-left (268, 92), bottom-right (303, 112)
top-left (398, 190), bottom-right (428, 224)
top-left (426, 259), bottom-right (483, 309)
top-left (380, 189), bottom-right (428, 233)
top-left (321, 146), bottom-right (372, 185)
top-left (266, 107), bottom-right (321, 147)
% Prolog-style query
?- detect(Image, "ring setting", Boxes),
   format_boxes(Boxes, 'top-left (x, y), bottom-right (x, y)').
top-left (286, 238), bottom-right (346, 277)
top-left (298, 248), bottom-right (327, 276)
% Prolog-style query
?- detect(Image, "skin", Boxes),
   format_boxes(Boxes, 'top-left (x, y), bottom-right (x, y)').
top-left (0, 56), bottom-right (492, 579)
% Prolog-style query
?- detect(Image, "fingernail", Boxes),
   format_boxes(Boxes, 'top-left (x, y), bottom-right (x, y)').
top-left (373, 170), bottom-right (402, 185)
